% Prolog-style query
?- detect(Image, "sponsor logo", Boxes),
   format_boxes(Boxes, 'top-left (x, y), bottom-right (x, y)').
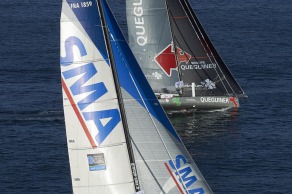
top-left (172, 97), bottom-right (181, 106)
top-left (180, 61), bottom-right (216, 71)
top-left (154, 44), bottom-right (191, 77)
top-left (133, 0), bottom-right (147, 46)
top-left (201, 79), bottom-right (216, 90)
top-left (87, 153), bottom-right (106, 171)
top-left (164, 155), bottom-right (204, 194)
top-left (61, 36), bottom-right (121, 146)
top-left (146, 72), bottom-right (163, 80)
top-left (152, 72), bottom-right (162, 79)
top-left (200, 97), bottom-right (230, 104)
top-left (229, 97), bottom-right (238, 107)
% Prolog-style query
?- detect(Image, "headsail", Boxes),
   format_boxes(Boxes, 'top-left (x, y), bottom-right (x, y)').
top-left (61, 0), bottom-right (213, 193)
top-left (61, 0), bottom-right (135, 193)
top-left (126, 0), bottom-right (246, 98)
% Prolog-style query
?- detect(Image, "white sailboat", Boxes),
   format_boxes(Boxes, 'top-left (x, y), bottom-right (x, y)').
top-left (60, 0), bottom-right (213, 193)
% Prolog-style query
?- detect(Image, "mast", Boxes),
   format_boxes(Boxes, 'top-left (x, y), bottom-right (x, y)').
top-left (181, 0), bottom-right (246, 97)
top-left (97, 0), bottom-right (140, 191)
top-left (164, 0), bottom-right (184, 94)
top-left (179, 0), bottom-right (234, 95)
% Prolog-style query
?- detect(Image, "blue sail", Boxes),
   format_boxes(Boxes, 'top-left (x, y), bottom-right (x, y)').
top-left (101, 0), bottom-right (213, 193)
top-left (101, 0), bottom-right (180, 141)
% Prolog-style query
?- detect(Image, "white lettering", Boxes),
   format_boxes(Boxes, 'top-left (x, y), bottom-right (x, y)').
top-left (200, 97), bottom-right (230, 103)
top-left (135, 25), bottom-right (145, 35)
top-left (134, 7), bottom-right (143, 17)
top-left (137, 36), bottom-right (147, 46)
top-left (70, 1), bottom-right (92, 9)
top-left (181, 63), bottom-right (216, 70)
top-left (133, 0), bottom-right (147, 46)
top-left (134, 17), bottom-right (144, 25)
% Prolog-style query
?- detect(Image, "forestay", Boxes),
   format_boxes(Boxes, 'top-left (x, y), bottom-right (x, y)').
top-left (61, 0), bottom-right (213, 193)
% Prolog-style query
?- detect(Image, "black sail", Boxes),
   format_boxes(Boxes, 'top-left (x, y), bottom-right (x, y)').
top-left (166, 0), bottom-right (245, 97)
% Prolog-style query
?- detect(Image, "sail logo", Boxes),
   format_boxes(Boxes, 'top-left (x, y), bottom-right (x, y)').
top-left (200, 97), bottom-right (229, 104)
top-left (154, 44), bottom-right (191, 77)
top-left (61, 36), bottom-right (121, 146)
top-left (164, 155), bottom-right (204, 194)
top-left (133, 0), bottom-right (147, 46)
top-left (180, 62), bottom-right (216, 71)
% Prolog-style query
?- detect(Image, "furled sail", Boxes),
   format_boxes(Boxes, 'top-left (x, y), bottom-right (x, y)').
top-left (61, 0), bottom-right (213, 193)
top-left (126, 0), bottom-right (246, 98)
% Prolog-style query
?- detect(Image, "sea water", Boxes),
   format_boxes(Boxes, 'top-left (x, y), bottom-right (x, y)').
top-left (0, 0), bottom-right (291, 193)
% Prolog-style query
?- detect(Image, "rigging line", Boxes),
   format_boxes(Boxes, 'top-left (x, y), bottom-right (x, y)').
top-left (165, 0), bottom-right (184, 95)
top-left (177, 0), bottom-right (223, 74)
top-left (167, 9), bottom-right (214, 83)
top-left (180, 2), bottom-right (231, 95)
top-left (110, 24), bottom-right (189, 194)
top-left (168, 11), bottom-right (210, 83)
top-left (97, 0), bottom-right (141, 191)
top-left (131, 140), bottom-right (167, 194)
top-left (172, 35), bottom-right (215, 89)
top-left (169, 11), bottom-right (227, 95)
top-left (180, 0), bottom-right (237, 95)
top-left (185, 1), bottom-right (245, 96)
top-left (175, 0), bottom-right (230, 95)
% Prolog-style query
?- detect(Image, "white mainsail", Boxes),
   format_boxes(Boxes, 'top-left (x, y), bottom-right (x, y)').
top-left (61, 0), bottom-right (213, 193)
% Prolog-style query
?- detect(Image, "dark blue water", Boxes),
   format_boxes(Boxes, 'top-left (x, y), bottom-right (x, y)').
top-left (0, 0), bottom-right (291, 193)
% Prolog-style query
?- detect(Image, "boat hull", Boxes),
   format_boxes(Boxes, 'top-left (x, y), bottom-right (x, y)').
top-left (159, 96), bottom-right (239, 111)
